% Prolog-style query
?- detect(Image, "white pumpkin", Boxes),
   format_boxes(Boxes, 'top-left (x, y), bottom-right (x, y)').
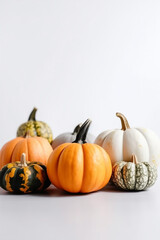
top-left (95, 113), bottom-right (160, 166)
top-left (52, 123), bottom-right (95, 150)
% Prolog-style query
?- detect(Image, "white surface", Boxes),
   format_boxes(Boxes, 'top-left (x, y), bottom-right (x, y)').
top-left (0, 180), bottom-right (160, 240)
top-left (1, 1), bottom-right (160, 240)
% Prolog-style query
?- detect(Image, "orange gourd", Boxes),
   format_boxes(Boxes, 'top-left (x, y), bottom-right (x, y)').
top-left (0, 133), bottom-right (53, 169)
top-left (47, 119), bottom-right (112, 193)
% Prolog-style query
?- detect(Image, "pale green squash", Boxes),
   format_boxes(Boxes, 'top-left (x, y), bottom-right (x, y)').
top-left (112, 155), bottom-right (157, 191)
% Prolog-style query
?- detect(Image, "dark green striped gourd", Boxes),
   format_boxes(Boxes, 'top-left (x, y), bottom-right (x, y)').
top-left (17, 108), bottom-right (53, 143)
top-left (0, 153), bottom-right (51, 193)
top-left (112, 155), bottom-right (157, 191)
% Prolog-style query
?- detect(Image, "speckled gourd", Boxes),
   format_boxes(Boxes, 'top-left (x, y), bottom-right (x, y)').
top-left (112, 155), bottom-right (157, 191)
top-left (52, 123), bottom-right (95, 150)
top-left (95, 112), bottom-right (160, 166)
top-left (17, 108), bottom-right (53, 143)
top-left (0, 153), bottom-right (51, 193)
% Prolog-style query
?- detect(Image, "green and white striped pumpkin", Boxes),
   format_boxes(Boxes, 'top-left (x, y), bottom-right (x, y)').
top-left (112, 155), bottom-right (157, 191)
top-left (0, 153), bottom-right (51, 193)
top-left (17, 107), bottom-right (53, 144)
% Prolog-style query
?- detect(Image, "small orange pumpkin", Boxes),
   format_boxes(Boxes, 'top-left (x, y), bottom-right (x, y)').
top-left (0, 133), bottom-right (53, 169)
top-left (47, 119), bottom-right (112, 193)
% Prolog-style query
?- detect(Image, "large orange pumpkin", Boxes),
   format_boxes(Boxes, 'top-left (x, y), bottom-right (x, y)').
top-left (47, 119), bottom-right (112, 193)
top-left (0, 133), bottom-right (53, 169)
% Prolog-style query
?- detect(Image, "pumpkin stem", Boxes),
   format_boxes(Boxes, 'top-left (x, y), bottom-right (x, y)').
top-left (23, 130), bottom-right (32, 138)
top-left (28, 107), bottom-right (37, 121)
top-left (72, 124), bottom-right (82, 135)
top-left (116, 112), bottom-right (130, 130)
top-left (132, 154), bottom-right (138, 164)
top-left (20, 153), bottom-right (27, 167)
top-left (73, 119), bottom-right (92, 144)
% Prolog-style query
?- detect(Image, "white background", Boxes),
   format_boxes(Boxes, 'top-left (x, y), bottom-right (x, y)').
top-left (1, 0), bottom-right (160, 147)
top-left (0, 1), bottom-right (160, 240)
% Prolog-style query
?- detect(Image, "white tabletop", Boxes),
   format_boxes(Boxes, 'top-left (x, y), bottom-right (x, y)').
top-left (0, 177), bottom-right (160, 240)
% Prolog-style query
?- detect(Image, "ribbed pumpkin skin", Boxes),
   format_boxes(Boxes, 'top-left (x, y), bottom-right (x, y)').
top-left (47, 143), bottom-right (112, 193)
top-left (112, 161), bottom-right (157, 191)
top-left (95, 113), bottom-right (160, 166)
top-left (17, 121), bottom-right (53, 144)
top-left (0, 137), bottom-right (53, 169)
top-left (0, 161), bottom-right (50, 193)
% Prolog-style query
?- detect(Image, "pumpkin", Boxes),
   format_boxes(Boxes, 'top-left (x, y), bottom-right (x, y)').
top-left (0, 153), bottom-right (50, 193)
top-left (47, 119), bottom-right (112, 193)
top-left (0, 133), bottom-right (53, 169)
top-left (112, 155), bottom-right (157, 191)
top-left (95, 112), bottom-right (160, 166)
top-left (17, 107), bottom-right (53, 143)
top-left (51, 123), bottom-right (95, 150)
